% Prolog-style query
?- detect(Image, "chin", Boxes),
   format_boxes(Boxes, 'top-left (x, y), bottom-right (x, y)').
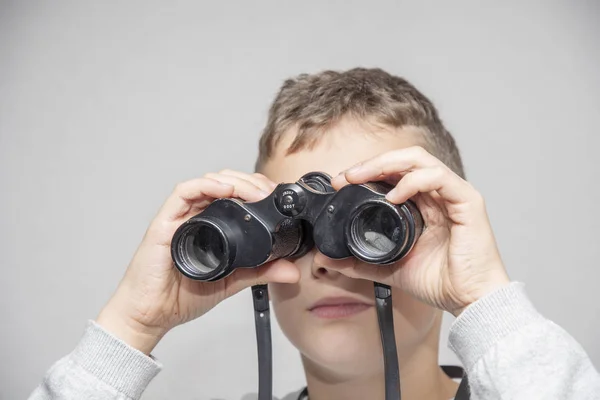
top-left (281, 310), bottom-right (384, 375)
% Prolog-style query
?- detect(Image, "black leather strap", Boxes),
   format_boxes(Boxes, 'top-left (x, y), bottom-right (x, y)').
top-left (290, 285), bottom-right (472, 400)
top-left (297, 387), bottom-right (309, 400)
top-left (374, 282), bottom-right (401, 400)
top-left (441, 365), bottom-right (465, 378)
top-left (252, 285), bottom-right (272, 400)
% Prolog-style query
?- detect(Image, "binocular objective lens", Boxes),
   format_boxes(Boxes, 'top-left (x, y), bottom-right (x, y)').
top-left (183, 225), bottom-right (225, 274)
top-left (351, 205), bottom-right (403, 258)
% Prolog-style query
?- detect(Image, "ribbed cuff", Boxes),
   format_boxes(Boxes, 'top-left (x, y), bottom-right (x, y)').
top-left (448, 282), bottom-right (544, 371)
top-left (71, 320), bottom-right (162, 400)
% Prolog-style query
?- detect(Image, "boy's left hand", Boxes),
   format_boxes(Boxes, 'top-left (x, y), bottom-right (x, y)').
top-left (330, 146), bottom-right (510, 317)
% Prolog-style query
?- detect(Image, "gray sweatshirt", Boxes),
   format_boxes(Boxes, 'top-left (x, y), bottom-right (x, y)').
top-left (28, 283), bottom-right (600, 399)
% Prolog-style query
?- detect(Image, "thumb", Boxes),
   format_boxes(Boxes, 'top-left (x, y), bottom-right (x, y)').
top-left (324, 259), bottom-right (398, 287)
top-left (223, 259), bottom-right (300, 298)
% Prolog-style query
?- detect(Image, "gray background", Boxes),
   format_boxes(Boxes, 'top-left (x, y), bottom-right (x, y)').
top-left (1, 1), bottom-right (599, 399)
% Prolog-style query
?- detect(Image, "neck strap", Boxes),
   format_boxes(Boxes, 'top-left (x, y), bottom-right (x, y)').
top-left (252, 283), bottom-right (471, 400)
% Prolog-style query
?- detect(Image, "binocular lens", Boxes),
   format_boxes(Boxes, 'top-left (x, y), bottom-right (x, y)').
top-left (350, 204), bottom-right (403, 260)
top-left (180, 223), bottom-right (226, 276)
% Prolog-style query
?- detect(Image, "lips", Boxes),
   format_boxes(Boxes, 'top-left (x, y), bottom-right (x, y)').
top-left (308, 296), bottom-right (374, 319)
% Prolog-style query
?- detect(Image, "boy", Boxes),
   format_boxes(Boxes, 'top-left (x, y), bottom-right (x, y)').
top-left (29, 68), bottom-right (599, 399)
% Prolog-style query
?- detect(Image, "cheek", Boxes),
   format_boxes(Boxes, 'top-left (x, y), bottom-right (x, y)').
top-left (391, 288), bottom-right (438, 347)
top-left (269, 281), bottom-right (320, 367)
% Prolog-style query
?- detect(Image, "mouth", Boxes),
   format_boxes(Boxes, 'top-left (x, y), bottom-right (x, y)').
top-left (308, 296), bottom-right (374, 319)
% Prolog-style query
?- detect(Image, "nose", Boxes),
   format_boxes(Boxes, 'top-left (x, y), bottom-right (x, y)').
top-left (311, 251), bottom-right (350, 279)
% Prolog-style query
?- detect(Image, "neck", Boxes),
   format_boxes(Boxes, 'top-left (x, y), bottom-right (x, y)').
top-left (301, 317), bottom-right (458, 400)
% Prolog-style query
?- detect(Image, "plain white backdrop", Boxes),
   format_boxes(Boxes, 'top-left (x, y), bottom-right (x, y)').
top-left (1, 1), bottom-right (599, 399)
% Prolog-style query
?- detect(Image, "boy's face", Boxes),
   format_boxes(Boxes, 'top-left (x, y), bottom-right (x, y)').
top-left (261, 118), bottom-right (441, 376)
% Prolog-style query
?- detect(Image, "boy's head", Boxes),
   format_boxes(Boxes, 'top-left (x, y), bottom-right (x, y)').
top-left (256, 68), bottom-right (464, 378)
top-left (255, 67), bottom-right (464, 179)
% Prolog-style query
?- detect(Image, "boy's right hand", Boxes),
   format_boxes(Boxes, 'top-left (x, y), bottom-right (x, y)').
top-left (96, 171), bottom-right (299, 355)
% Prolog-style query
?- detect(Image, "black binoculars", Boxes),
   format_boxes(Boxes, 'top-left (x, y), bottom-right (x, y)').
top-left (171, 172), bottom-right (424, 281)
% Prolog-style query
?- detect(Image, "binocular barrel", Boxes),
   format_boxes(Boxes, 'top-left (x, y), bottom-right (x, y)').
top-left (171, 172), bottom-right (423, 281)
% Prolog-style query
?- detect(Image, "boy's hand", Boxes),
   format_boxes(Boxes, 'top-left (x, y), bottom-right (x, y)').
top-left (330, 146), bottom-right (510, 317)
top-left (96, 171), bottom-right (299, 354)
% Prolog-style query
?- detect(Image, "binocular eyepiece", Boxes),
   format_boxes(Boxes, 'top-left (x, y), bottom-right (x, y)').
top-left (171, 172), bottom-right (424, 281)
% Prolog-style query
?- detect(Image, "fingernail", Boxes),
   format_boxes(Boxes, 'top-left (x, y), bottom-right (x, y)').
top-left (219, 181), bottom-right (233, 187)
top-left (259, 190), bottom-right (270, 197)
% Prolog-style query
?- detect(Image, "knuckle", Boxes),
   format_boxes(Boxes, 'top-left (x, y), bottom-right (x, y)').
top-left (467, 184), bottom-right (485, 205)
top-left (410, 145), bottom-right (429, 157)
top-left (474, 191), bottom-right (486, 206)
top-left (218, 168), bottom-right (234, 175)
top-left (173, 181), bottom-right (188, 193)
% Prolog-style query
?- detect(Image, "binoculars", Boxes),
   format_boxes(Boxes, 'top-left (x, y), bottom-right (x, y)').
top-left (171, 172), bottom-right (424, 281)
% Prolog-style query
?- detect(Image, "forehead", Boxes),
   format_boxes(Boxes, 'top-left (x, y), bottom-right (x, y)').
top-left (260, 118), bottom-right (423, 184)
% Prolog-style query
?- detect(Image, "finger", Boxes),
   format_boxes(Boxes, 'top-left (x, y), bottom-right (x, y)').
top-left (331, 171), bottom-right (404, 191)
top-left (223, 259), bottom-right (301, 298)
top-left (322, 257), bottom-right (396, 286)
top-left (251, 172), bottom-right (279, 190)
top-left (336, 146), bottom-right (441, 185)
top-left (332, 146), bottom-right (474, 205)
top-left (385, 166), bottom-right (474, 205)
top-left (425, 190), bottom-right (449, 218)
top-left (158, 178), bottom-right (234, 221)
top-left (204, 173), bottom-right (270, 202)
top-left (219, 169), bottom-right (277, 192)
top-left (330, 171), bottom-right (351, 190)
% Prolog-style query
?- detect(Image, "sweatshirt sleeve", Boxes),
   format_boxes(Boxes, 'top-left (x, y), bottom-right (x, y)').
top-left (28, 320), bottom-right (162, 400)
top-left (448, 282), bottom-right (600, 400)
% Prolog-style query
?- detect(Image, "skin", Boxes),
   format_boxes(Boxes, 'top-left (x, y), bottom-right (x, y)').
top-left (96, 117), bottom-right (510, 400)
